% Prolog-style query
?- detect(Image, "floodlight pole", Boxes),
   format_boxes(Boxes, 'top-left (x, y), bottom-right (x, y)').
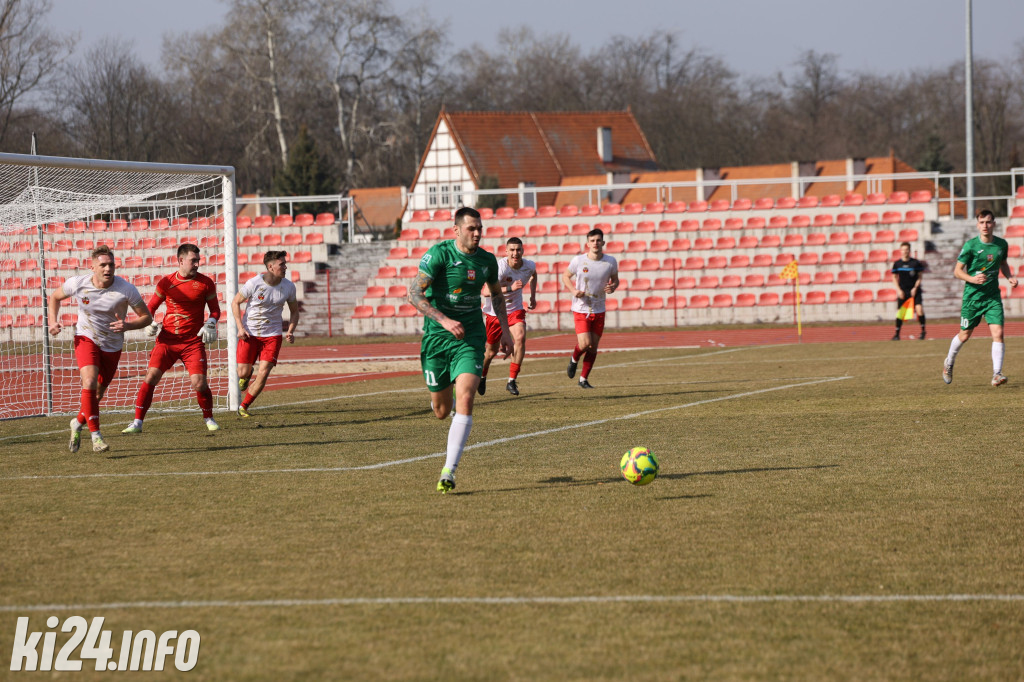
top-left (965, 0), bottom-right (975, 218)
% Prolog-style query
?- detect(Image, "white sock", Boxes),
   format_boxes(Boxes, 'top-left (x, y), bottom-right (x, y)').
top-left (70, 417), bottom-right (83, 432)
top-left (205, 417), bottom-right (217, 426)
top-left (132, 418), bottom-right (143, 428)
top-left (992, 342), bottom-right (1005, 375)
top-left (91, 431), bottom-right (102, 441)
top-left (946, 336), bottom-right (965, 365)
top-left (444, 413), bottom-right (472, 472)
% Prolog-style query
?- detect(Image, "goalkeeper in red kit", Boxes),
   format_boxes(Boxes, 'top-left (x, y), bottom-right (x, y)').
top-left (123, 243), bottom-right (223, 433)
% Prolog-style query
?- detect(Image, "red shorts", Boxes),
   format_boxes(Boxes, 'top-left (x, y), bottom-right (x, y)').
top-left (573, 311), bottom-right (606, 336)
top-left (485, 309), bottom-right (526, 345)
top-left (74, 336), bottom-right (122, 386)
top-left (149, 332), bottom-right (208, 375)
top-left (237, 335), bottom-right (283, 366)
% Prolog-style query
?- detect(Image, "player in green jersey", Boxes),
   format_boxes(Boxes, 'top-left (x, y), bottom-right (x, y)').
top-left (409, 207), bottom-right (512, 493)
top-left (943, 209), bottom-right (1018, 386)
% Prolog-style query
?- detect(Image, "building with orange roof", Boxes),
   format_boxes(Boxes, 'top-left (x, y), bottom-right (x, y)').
top-left (404, 109), bottom-right (658, 219)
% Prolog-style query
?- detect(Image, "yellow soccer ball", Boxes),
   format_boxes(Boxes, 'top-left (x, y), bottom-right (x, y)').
top-left (620, 446), bottom-right (659, 486)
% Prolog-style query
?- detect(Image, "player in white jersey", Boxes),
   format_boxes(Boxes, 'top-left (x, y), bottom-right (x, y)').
top-left (561, 228), bottom-right (619, 388)
top-left (46, 246), bottom-right (153, 453)
top-left (231, 250), bottom-right (300, 416)
top-left (480, 237), bottom-right (536, 396)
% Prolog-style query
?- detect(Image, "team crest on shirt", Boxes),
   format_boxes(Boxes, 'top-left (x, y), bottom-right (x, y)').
top-left (257, 288), bottom-right (266, 301)
top-left (82, 296), bottom-right (90, 305)
top-left (467, 270), bottom-right (476, 281)
top-left (192, 280), bottom-right (203, 290)
top-left (987, 254), bottom-right (994, 261)
top-left (582, 267), bottom-right (590, 273)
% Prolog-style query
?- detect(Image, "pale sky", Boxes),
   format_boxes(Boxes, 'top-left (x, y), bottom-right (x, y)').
top-left (48, 0), bottom-right (1024, 79)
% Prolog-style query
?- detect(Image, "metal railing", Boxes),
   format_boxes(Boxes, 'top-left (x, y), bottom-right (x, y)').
top-left (236, 194), bottom-right (360, 241)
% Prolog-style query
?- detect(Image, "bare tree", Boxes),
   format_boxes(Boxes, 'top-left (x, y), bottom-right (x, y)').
top-left (311, 0), bottom-right (402, 188)
top-left (60, 41), bottom-right (178, 161)
top-left (0, 0), bottom-right (73, 148)
top-left (220, 0), bottom-right (308, 167)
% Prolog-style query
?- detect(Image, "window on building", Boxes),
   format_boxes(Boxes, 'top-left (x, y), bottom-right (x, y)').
top-left (440, 185), bottom-right (450, 206)
top-left (428, 186), bottom-right (437, 207)
top-left (452, 184), bottom-right (462, 207)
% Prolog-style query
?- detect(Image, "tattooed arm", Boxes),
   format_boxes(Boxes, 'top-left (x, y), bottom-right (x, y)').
top-left (486, 279), bottom-right (514, 356)
top-left (409, 270), bottom-right (466, 339)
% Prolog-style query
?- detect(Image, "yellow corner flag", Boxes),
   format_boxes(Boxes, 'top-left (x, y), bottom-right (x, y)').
top-left (780, 260), bottom-right (799, 280)
top-left (897, 297), bottom-right (915, 321)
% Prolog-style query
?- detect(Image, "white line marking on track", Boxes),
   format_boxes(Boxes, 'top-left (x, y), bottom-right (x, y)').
top-left (2, 375), bottom-right (851, 482)
top-left (1, 593), bottom-right (1021, 612)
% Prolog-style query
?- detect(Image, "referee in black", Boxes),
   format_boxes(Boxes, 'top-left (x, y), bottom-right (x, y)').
top-left (891, 241), bottom-right (926, 340)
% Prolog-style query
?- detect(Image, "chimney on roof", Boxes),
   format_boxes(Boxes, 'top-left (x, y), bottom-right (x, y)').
top-left (597, 127), bottom-right (613, 163)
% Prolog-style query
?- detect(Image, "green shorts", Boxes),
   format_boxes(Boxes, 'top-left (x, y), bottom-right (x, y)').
top-left (960, 296), bottom-right (1004, 330)
top-left (420, 330), bottom-right (484, 392)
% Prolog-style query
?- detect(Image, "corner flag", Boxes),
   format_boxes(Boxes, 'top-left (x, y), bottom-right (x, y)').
top-left (897, 297), bottom-right (915, 321)
top-left (780, 260), bottom-right (798, 280)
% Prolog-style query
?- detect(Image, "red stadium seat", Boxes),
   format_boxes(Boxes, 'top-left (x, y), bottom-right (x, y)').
top-left (812, 272), bottom-right (834, 285)
top-left (783, 234), bottom-right (804, 247)
top-left (860, 270), bottom-right (882, 283)
top-left (874, 230), bottom-right (896, 243)
top-left (797, 196), bottom-right (819, 208)
top-left (732, 198), bottom-right (752, 211)
top-left (865, 193), bottom-right (887, 205)
top-left (758, 292), bottom-right (779, 306)
top-left (888, 191), bottom-right (909, 204)
top-left (644, 202), bottom-right (665, 214)
top-left (558, 205), bottom-right (579, 217)
top-left (820, 194), bottom-right (841, 207)
top-left (768, 216), bottom-right (788, 229)
top-left (858, 212), bottom-right (879, 225)
top-left (881, 212), bottom-right (902, 225)
top-left (790, 215), bottom-right (811, 229)
top-left (746, 217), bottom-right (766, 230)
top-left (837, 270), bottom-right (858, 284)
top-left (702, 218), bottom-right (722, 231)
top-left (679, 220), bottom-right (699, 232)
top-left (735, 293), bottom-right (756, 307)
top-left (730, 255), bottom-right (750, 268)
top-left (580, 205), bottom-right (600, 217)
top-left (688, 201), bottom-right (708, 212)
top-left (753, 197), bottom-right (774, 210)
top-left (852, 290), bottom-right (874, 303)
top-left (876, 289), bottom-right (899, 302)
top-left (738, 236), bottom-right (758, 249)
top-left (689, 294), bottom-right (710, 308)
top-left (806, 232), bottom-right (827, 246)
top-left (909, 190), bottom-right (933, 203)
top-left (775, 197), bottom-right (796, 209)
top-left (813, 214), bottom-right (834, 228)
top-left (707, 256), bottom-right (727, 269)
top-left (671, 238), bottom-right (691, 251)
top-left (721, 275), bottom-right (742, 288)
top-left (820, 252), bottom-right (842, 265)
top-left (549, 224), bottom-right (569, 236)
top-left (805, 291), bottom-right (826, 305)
top-left (619, 259), bottom-right (638, 272)
top-left (537, 206), bottom-right (558, 218)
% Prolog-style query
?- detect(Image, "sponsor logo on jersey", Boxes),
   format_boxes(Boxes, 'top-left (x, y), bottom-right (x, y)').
top-left (453, 287), bottom-right (462, 294)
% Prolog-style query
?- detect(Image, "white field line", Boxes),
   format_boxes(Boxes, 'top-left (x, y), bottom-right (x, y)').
top-left (1, 593), bottom-right (1022, 613)
top-left (0, 347), bottom-right (747, 444)
top-left (2, 374), bottom-right (850, 482)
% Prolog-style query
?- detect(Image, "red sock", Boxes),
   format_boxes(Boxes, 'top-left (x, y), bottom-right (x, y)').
top-left (509, 362), bottom-right (521, 379)
top-left (481, 366), bottom-right (489, 378)
top-left (81, 389), bottom-right (100, 432)
top-left (241, 392), bottom-right (255, 409)
top-left (572, 345), bottom-right (582, 362)
top-left (196, 388), bottom-right (213, 419)
top-left (134, 382), bottom-right (156, 421)
top-left (581, 349), bottom-right (597, 379)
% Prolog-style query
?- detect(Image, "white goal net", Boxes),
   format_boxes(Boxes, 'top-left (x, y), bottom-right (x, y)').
top-left (0, 153), bottom-right (239, 420)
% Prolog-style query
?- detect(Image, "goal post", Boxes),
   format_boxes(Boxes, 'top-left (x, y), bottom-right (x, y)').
top-left (0, 152), bottom-right (241, 420)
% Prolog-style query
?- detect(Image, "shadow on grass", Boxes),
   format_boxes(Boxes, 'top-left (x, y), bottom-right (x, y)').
top-left (104, 437), bottom-right (387, 460)
top-left (450, 463), bottom-right (838, 496)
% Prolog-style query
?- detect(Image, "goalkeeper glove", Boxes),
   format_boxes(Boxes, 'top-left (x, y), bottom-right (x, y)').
top-left (146, 322), bottom-right (160, 337)
top-left (198, 319), bottom-right (218, 345)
